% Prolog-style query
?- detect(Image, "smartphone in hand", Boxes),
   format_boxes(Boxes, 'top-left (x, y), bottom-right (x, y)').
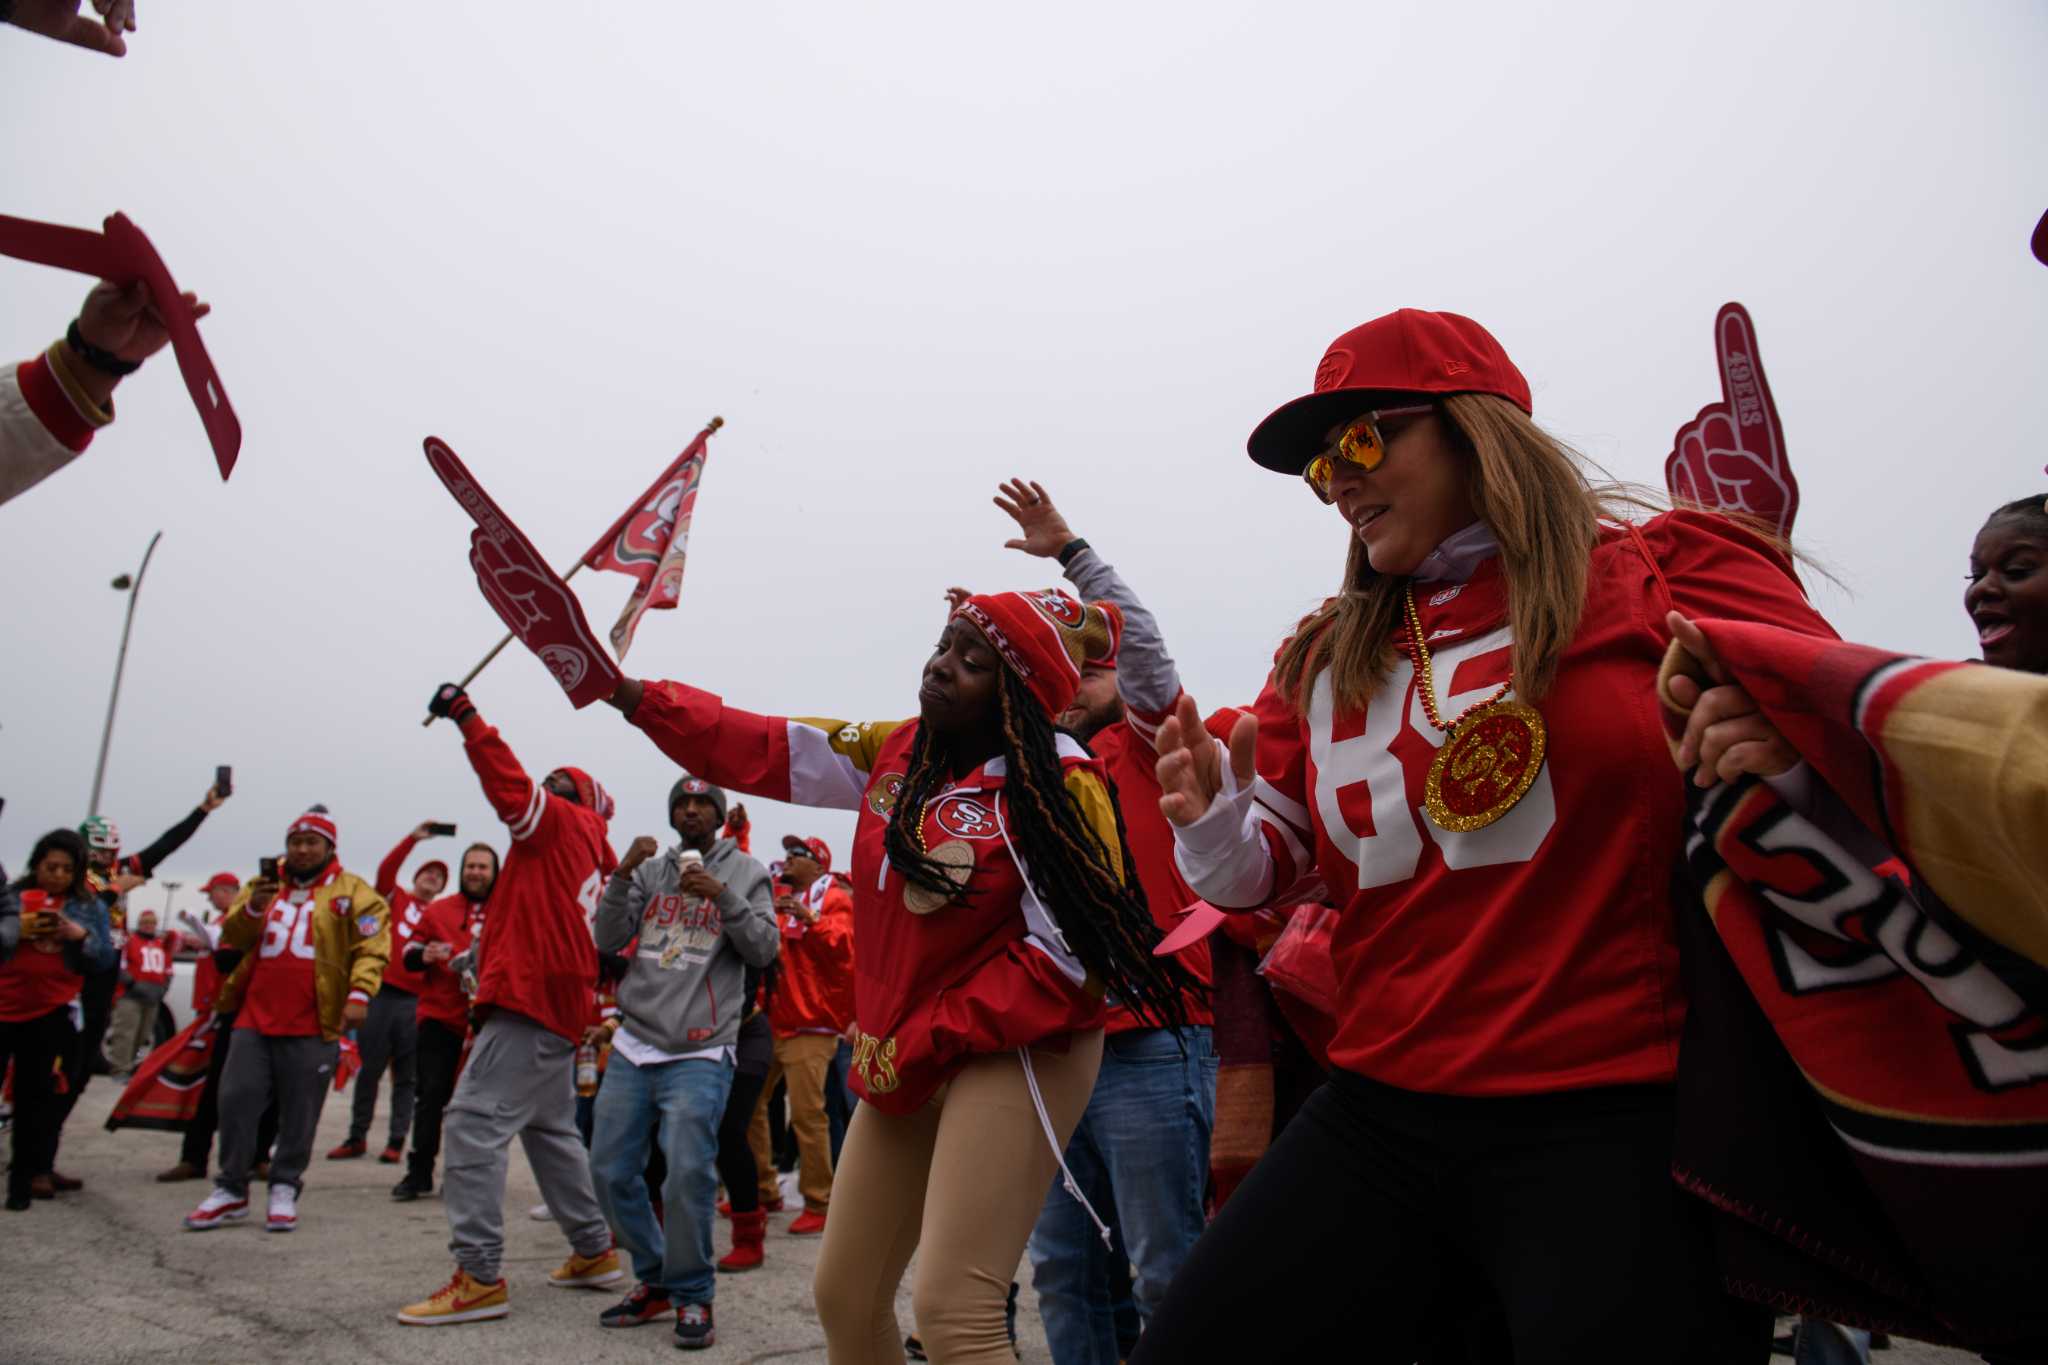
top-left (214, 765), bottom-right (233, 799)
top-left (259, 856), bottom-right (279, 880)
top-left (426, 821), bottom-right (457, 838)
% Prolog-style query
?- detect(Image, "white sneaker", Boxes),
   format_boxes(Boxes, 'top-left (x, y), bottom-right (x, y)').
top-left (266, 1183), bottom-right (299, 1233)
top-left (184, 1187), bottom-right (249, 1231)
top-left (528, 1202), bottom-right (552, 1221)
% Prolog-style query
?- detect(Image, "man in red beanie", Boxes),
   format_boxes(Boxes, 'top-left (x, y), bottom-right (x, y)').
top-left (331, 823), bottom-right (453, 1163)
top-left (744, 834), bottom-right (854, 1237)
top-left (398, 683), bottom-right (622, 1327)
top-left (183, 809), bottom-right (390, 1235)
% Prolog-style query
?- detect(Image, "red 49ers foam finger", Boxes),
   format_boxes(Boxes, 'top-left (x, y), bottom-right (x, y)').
top-left (423, 436), bottom-right (623, 709)
top-left (0, 211), bottom-right (242, 480)
top-left (1663, 302), bottom-right (1799, 540)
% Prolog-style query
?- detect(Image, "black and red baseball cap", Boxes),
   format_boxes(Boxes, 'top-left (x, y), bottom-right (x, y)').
top-left (782, 835), bottom-right (831, 872)
top-left (1246, 309), bottom-right (1532, 474)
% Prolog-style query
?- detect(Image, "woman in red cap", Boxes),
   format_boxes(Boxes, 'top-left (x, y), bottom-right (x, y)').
top-left (1138, 309), bottom-right (1835, 1363)
top-left (603, 588), bottom-right (1198, 1362)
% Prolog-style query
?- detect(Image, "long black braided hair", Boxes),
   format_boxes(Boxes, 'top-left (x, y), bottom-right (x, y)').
top-left (883, 665), bottom-right (1202, 1033)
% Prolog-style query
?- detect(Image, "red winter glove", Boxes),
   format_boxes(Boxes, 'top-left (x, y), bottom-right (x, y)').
top-left (424, 436), bottom-right (623, 709)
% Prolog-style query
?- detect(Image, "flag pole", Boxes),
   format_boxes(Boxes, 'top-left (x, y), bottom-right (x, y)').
top-left (425, 416), bottom-right (724, 725)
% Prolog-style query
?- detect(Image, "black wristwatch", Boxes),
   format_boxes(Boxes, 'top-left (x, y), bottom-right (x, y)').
top-left (1056, 538), bottom-right (1091, 567)
top-left (65, 320), bottom-right (142, 377)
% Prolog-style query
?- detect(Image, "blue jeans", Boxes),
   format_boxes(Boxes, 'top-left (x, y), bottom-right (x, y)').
top-left (1028, 1026), bottom-right (1216, 1365)
top-left (824, 1038), bottom-right (854, 1164)
top-left (589, 1051), bottom-right (734, 1304)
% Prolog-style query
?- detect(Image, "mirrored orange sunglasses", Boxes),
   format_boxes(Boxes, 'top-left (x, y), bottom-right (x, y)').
top-left (1301, 405), bottom-right (1433, 503)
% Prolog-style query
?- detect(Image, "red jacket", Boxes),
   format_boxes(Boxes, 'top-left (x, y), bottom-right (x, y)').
top-left (373, 833), bottom-right (431, 995)
top-left (406, 892), bottom-right (488, 1033)
top-left (629, 683), bottom-right (1113, 1114)
top-left (457, 710), bottom-right (614, 1041)
top-left (1179, 511), bottom-right (1833, 1096)
top-left (769, 874), bottom-right (856, 1038)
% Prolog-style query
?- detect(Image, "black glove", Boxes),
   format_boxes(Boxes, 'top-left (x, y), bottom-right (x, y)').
top-left (427, 683), bottom-right (477, 725)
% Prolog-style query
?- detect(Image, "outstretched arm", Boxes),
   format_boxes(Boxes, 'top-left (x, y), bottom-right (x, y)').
top-left (129, 786), bottom-right (224, 876)
top-left (428, 685), bottom-right (552, 840)
top-left (989, 478), bottom-right (1183, 734)
top-left (375, 826), bottom-right (435, 898)
top-left (607, 677), bottom-right (901, 814)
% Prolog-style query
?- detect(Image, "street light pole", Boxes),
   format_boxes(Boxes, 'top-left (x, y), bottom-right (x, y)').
top-left (89, 530), bottom-right (163, 819)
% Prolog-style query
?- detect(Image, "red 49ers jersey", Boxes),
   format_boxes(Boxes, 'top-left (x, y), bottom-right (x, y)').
top-left (1226, 511), bottom-right (1832, 1096)
top-left (238, 889), bottom-right (323, 1037)
top-left (124, 935), bottom-right (173, 986)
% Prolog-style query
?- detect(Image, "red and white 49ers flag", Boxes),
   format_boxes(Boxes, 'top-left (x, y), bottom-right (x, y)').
top-left (581, 419), bottom-right (721, 659)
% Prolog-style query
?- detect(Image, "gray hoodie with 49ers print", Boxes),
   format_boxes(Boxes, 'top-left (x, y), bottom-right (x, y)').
top-left (593, 837), bottom-right (779, 1054)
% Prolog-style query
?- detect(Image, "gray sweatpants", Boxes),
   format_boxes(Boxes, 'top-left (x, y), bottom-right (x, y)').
top-left (347, 986), bottom-right (418, 1147)
top-left (216, 1031), bottom-right (337, 1197)
top-left (443, 1010), bottom-right (610, 1284)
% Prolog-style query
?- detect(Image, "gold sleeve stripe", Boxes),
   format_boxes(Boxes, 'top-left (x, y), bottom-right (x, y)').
top-left (1063, 767), bottom-right (1126, 885)
top-left (793, 717), bottom-right (911, 775)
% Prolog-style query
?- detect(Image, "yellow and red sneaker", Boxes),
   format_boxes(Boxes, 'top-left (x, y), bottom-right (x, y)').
top-left (397, 1268), bottom-right (509, 1326)
top-left (548, 1247), bottom-right (624, 1289)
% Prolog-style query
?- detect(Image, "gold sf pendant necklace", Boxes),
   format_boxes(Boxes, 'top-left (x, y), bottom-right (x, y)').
top-left (1401, 584), bottom-right (1547, 832)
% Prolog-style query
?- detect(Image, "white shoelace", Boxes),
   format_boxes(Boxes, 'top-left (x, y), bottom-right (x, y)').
top-left (1018, 1047), bottom-right (1112, 1248)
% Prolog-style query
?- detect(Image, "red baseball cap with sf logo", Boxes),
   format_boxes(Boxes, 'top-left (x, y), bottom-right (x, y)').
top-left (1247, 309), bottom-right (1532, 473)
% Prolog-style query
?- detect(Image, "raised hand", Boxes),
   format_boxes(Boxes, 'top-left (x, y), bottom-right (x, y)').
top-left (1663, 303), bottom-right (1799, 538)
top-left (425, 682), bottom-right (476, 725)
top-left (1155, 694), bottom-right (1258, 826)
top-left (6, 0), bottom-right (136, 56)
top-left (619, 835), bottom-right (660, 872)
top-left (992, 478), bottom-right (1077, 557)
top-left (77, 279), bottom-right (206, 366)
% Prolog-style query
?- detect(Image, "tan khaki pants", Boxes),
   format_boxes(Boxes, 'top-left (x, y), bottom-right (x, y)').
top-left (749, 1031), bottom-right (839, 1213)
top-left (104, 993), bottom-right (159, 1072)
top-left (813, 1030), bottom-right (1104, 1365)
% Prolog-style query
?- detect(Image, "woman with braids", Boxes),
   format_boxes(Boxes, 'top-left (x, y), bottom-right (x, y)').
top-left (602, 586), bottom-right (1196, 1364)
top-left (1136, 309), bottom-right (1845, 1365)
top-left (1966, 492), bottom-right (2048, 676)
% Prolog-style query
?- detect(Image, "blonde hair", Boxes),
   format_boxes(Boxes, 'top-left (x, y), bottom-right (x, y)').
top-left (1274, 393), bottom-right (1657, 714)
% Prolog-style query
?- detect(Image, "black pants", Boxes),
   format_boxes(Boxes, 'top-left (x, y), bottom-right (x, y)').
top-left (0, 1008), bottom-right (73, 1203)
top-left (1130, 1070), bottom-right (1770, 1365)
top-left (348, 986), bottom-right (418, 1147)
top-left (77, 966), bottom-right (116, 1076)
top-left (407, 1018), bottom-right (465, 1185)
top-left (716, 1065), bottom-right (769, 1215)
top-left (180, 1011), bottom-right (275, 1171)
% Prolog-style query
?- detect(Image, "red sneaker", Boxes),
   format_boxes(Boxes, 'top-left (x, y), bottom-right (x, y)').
top-left (378, 1144), bottom-right (404, 1164)
top-left (598, 1282), bottom-right (672, 1328)
top-left (787, 1210), bottom-right (827, 1236)
top-left (327, 1139), bottom-right (367, 1160)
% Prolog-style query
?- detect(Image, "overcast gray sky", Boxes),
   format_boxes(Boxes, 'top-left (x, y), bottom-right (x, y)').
top-left (4, 1), bottom-right (2044, 915)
